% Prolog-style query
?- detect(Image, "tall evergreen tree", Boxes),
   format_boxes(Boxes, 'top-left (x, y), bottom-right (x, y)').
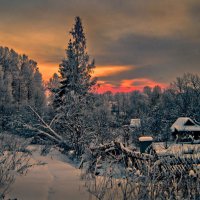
top-left (54, 16), bottom-right (96, 107)
top-left (52, 16), bottom-right (97, 156)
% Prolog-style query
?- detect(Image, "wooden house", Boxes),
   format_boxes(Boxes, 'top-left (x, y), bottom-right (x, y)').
top-left (171, 117), bottom-right (200, 141)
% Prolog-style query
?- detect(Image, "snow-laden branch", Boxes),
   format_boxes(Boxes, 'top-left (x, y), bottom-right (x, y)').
top-left (24, 124), bottom-right (61, 143)
top-left (28, 105), bottom-right (63, 141)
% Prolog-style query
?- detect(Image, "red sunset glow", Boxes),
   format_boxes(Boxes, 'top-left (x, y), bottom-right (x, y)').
top-left (39, 63), bottom-right (166, 93)
top-left (97, 79), bottom-right (167, 94)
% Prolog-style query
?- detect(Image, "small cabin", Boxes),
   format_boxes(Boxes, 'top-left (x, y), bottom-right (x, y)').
top-left (139, 136), bottom-right (153, 153)
top-left (130, 119), bottom-right (141, 129)
top-left (171, 117), bottom-right (200, 141)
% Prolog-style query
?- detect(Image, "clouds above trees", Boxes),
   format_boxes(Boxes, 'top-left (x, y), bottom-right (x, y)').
top-left (0, 0), bottom-right (200, 90)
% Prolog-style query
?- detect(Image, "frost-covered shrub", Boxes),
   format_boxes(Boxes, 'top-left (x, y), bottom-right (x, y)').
top-left (0, 134), bottom-right (32, 199)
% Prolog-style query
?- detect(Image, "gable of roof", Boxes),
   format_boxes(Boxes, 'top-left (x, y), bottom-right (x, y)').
top-left (171, 117), bottom-right (200, 132)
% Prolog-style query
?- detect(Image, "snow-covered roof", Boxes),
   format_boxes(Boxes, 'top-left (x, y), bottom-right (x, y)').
top-left (130, 119), bottom-right (141, 128)
top-left (171, 117), bottom-right (200, 132)
top-left (139, 136), bottom-right (153, 142)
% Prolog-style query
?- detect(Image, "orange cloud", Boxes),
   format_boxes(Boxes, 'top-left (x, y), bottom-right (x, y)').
top-left (93, 65), bottom-right (133, 77)
top-left (39, 64), bottom-right (133, 81)
top-left (38, 63), bottom-right (59, 81)
top-left (38, 63), bottom-right (167, 94)
top-left (97, 79), bottom-right (167, 94)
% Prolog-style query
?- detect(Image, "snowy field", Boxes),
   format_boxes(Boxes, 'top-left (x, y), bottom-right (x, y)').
top-left (8, 146), bottom-right (92, 200)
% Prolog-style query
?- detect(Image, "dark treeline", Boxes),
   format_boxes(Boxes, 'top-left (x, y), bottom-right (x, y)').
top-left (96, 72), bottom-right (200, 141)
top-left (0, 47), bottom-right (45, 134)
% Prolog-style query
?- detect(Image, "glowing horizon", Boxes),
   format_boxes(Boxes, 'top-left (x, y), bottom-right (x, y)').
top-left (39, 62), bottom-right (167, 93)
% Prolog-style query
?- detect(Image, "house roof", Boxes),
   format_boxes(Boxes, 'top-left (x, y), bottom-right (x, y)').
top-left (139, 136), bottom-right (153, 142)
top-left (171, 117), bottom-right (200, 132)
top-left (130, 119), bottom-right (141, 128)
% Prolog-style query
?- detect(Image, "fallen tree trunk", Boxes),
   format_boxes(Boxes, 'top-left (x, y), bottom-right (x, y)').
top-left (80, 141), bottom-right (155, 173)
top-left (28, 106), bottom-right (71, 151)
top-left (80, 141), bottom-right (200, 176)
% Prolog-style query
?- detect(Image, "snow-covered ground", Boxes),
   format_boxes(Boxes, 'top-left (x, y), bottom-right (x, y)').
top-left (153, 142), bottom-right (200, 156)
top-left (8, 146), bottom-right (92, 200)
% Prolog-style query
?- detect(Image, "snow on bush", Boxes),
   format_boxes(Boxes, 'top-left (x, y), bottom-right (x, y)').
top-left (0, 134), bottom-right (33, 199)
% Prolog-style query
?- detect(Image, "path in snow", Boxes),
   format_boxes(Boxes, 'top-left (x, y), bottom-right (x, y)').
top-left (8, 146), bottom-right (93, 200)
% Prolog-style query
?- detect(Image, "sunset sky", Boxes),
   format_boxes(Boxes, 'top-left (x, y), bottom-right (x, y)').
top-left (0, 0), bottom-right (200, 93)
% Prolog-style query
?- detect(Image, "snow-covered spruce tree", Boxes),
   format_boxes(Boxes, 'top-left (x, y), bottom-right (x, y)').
top-left (52, 17), bottom-right (97, 156)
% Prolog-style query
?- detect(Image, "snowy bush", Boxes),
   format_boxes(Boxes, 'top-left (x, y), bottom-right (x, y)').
top-left (0, 134), bottom-right (32, 199)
